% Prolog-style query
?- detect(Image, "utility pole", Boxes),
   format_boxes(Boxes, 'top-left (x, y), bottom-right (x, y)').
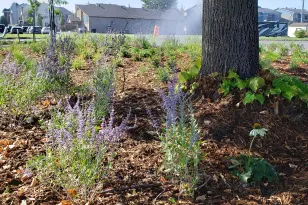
top-left (302, 0), bottom-right (305, 23)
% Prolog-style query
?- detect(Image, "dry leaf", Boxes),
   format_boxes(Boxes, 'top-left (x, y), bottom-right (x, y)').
top-left (67, 189), bottom-right (78, 197)
top-left (59, 200), bottom-right (71, 205)
top-left (160, 176), bottom-right (167, 183)
top-left (42, 99), bottom-right (51, 108)
top-left (30, 178), bottom-right (37, 187)
top-left (0, 139), bottom-right (12, 146)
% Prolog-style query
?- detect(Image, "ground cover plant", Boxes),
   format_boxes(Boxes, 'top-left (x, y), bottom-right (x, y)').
top-left (0, 35), bottom-right (307, 205)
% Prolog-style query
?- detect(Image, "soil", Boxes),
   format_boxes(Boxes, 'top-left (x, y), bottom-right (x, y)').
top-left (0, 54), bottom-right (307, 205)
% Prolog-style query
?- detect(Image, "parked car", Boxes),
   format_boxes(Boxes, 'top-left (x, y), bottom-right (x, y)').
top-left (0, 24), bottom-right (5, 33)
top-left (26, 27), bottom-right (31, 33)
top-left (10, 26), bottom-right (23, 34)
top-left (78, 27), bottom-right (87, 33)
top-left (41, 27), bottom-right (50, 34)
top-left (22, 26), bottom-right (29, 33)
top-left (28, 26), bottom-right (42, 34)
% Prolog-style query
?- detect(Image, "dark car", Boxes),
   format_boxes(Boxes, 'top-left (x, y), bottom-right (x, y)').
top-left (10, 26), bottom-right (23, 34)
top-left (22, 26), bottom-right (29, 33)
top-left (0, 24), bottom-right (5, 33)
top-left (7, 25), bottom-right (12, 33)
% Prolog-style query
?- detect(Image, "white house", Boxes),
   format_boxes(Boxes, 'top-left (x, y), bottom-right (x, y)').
top-left (288, 23), bottom-right (308, 37)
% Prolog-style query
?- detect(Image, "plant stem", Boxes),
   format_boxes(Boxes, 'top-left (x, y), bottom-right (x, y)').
top-left (248, 136), bottom-right (256, 166)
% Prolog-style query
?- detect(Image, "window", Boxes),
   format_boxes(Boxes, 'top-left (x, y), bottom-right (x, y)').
top-left (83, 15), bottom-right (89, 23)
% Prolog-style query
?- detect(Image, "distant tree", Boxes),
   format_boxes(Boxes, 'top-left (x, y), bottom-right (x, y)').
top-left (37, 13), bottom-right (43, 27)
top-left (200, 0), bottom-right (259, 78)
top-left (141, 0), bottom-right (178, 10)
top-left (49, 0), bottom-right (68, 40)
top-left (0, 16), bottom-right (8, 26)
top-left (28, 0), bottom-right (41, 41)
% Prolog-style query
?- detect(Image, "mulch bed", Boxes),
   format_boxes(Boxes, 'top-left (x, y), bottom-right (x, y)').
top-left (0, 55), bottom-right (307, 205)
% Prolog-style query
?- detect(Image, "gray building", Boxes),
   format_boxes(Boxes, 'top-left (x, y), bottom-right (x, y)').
top-left (75, 4), bottom-right (184, 34)
top-left (258, 8), bottom-right (281, 22)
top-left (276, 8), bottom-right (308, 23)
top-left (184, 4), bottom-right (202, 35)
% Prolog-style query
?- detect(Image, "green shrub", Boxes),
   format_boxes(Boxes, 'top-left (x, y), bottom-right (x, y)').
top-left (294, 29), bottom-right (306, 38)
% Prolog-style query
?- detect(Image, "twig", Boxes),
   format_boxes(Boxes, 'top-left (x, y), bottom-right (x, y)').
top-left (98, 183), bottom-right (162, 195)
top-left (153, 186), bottom-right (165, 205)
top-left (196, 175), bottom-right (211, 190)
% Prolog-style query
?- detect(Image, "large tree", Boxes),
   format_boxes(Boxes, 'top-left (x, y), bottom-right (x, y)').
top-left (200, 0), bottom-right (259, 78)
top-left (141, 0), bottom-right (178, 10)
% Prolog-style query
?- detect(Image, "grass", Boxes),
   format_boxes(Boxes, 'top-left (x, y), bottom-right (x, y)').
top-left (3, 33), bottom-right (48, 39)
top-left (260, 36), bottom-right (308, 41)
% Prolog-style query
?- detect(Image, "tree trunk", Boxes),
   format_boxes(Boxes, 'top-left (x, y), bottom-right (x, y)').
top-left (200, 0), bottom-right (259, 78)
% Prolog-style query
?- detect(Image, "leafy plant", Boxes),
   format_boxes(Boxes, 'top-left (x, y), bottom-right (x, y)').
top-left (179, 58), bottom-right (201, 91)
top-left (229, 123), bottom-right (278, 183)
top-left (294, 29), bottom-right (306, 38)
top-left (154, 73), bottom-right (201, 196)
top-left (156, 67), bottom-right (169, 83)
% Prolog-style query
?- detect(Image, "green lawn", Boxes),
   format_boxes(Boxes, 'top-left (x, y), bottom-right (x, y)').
top-left (259, 36), bottom-right (308, 41)
top-left (3, 33), bottom-right (48, 39)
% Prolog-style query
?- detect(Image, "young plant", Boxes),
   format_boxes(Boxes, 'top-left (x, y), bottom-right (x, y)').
top-left (229, 123), bottom-right (278, 183)
top-left (147, 71), bottom-right (201, 196)
top-left (156, 66), bottom-right (169, 83)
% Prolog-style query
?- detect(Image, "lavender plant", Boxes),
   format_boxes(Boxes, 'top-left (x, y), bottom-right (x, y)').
top-left (28, 98), bottom-right (135, 201)
top-left (148, 71), bottom-right (201, 196)
top-left (0, 53), bottom-right (49, 113)
top-left (39, 35), bottom-right (74, 87)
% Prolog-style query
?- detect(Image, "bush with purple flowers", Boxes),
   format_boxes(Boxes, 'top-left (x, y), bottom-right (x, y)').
top-left (149, 71), bottom-right (201, 196)
top-left (27, 96), bottom-right (135, 201)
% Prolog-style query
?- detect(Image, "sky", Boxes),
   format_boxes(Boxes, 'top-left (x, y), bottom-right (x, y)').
top-left (0, 0), bottom-right (305, 14)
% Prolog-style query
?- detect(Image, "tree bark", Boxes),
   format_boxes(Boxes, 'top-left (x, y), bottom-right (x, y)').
top-left (200, 0), bottom-right (259, 78)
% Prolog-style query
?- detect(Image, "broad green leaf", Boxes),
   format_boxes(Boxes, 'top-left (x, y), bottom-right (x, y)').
top-left (189, 65), bottom-right (200, 76)
top-left (239, 170), bottom-right (252, 183)
top-left (195, 58), bottom-right (202, 69)
top-left (282, 91), bottom-right (295, 101)
top-left (236, 79), bottom-right (248, 90)
top-left (255, 94), bottom-right (265, 104)
top-left (249, 77), bottom-right (265, 92)
top-left (269, 88), bottom-right (281, 95)
top-left (228, 70), bottom-right (239, 79)
top-left (243, 92), bottom-right (256, 105)
top-left (179, 72), bottom-right (191, 83)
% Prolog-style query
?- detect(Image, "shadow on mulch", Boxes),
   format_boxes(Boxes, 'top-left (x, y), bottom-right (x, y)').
top-left (192, 94), bottom-right (308, 204)
top-left (114, 87), bottom-right (164, 142)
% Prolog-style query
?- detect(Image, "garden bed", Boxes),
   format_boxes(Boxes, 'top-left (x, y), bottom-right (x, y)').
top-left (0, 36), bottom-right (307, 204)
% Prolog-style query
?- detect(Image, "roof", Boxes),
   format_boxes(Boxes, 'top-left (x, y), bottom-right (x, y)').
top-left (56, 7), bottom-right (73, 16)
top-left (289, 23), bottom-right (308, 27)
top-left (76, 4), bottom-right (184, 21)
top-left (258, 8), bottom-right (281, 14)
top-left (276, 8), bottom-right (308, 15)
top-left (68, 16), bottom-right (81, 22)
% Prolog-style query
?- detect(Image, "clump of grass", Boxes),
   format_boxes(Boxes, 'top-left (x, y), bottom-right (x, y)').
top-left (72, 56), bottom-right (85, 70)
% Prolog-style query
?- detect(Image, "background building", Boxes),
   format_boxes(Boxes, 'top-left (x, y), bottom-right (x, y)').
top-left (75, 3), bottom-right (184, 34)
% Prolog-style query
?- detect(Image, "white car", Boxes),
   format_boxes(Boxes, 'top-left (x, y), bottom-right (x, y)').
top-left (41, 27), bottom-right (50, 34)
